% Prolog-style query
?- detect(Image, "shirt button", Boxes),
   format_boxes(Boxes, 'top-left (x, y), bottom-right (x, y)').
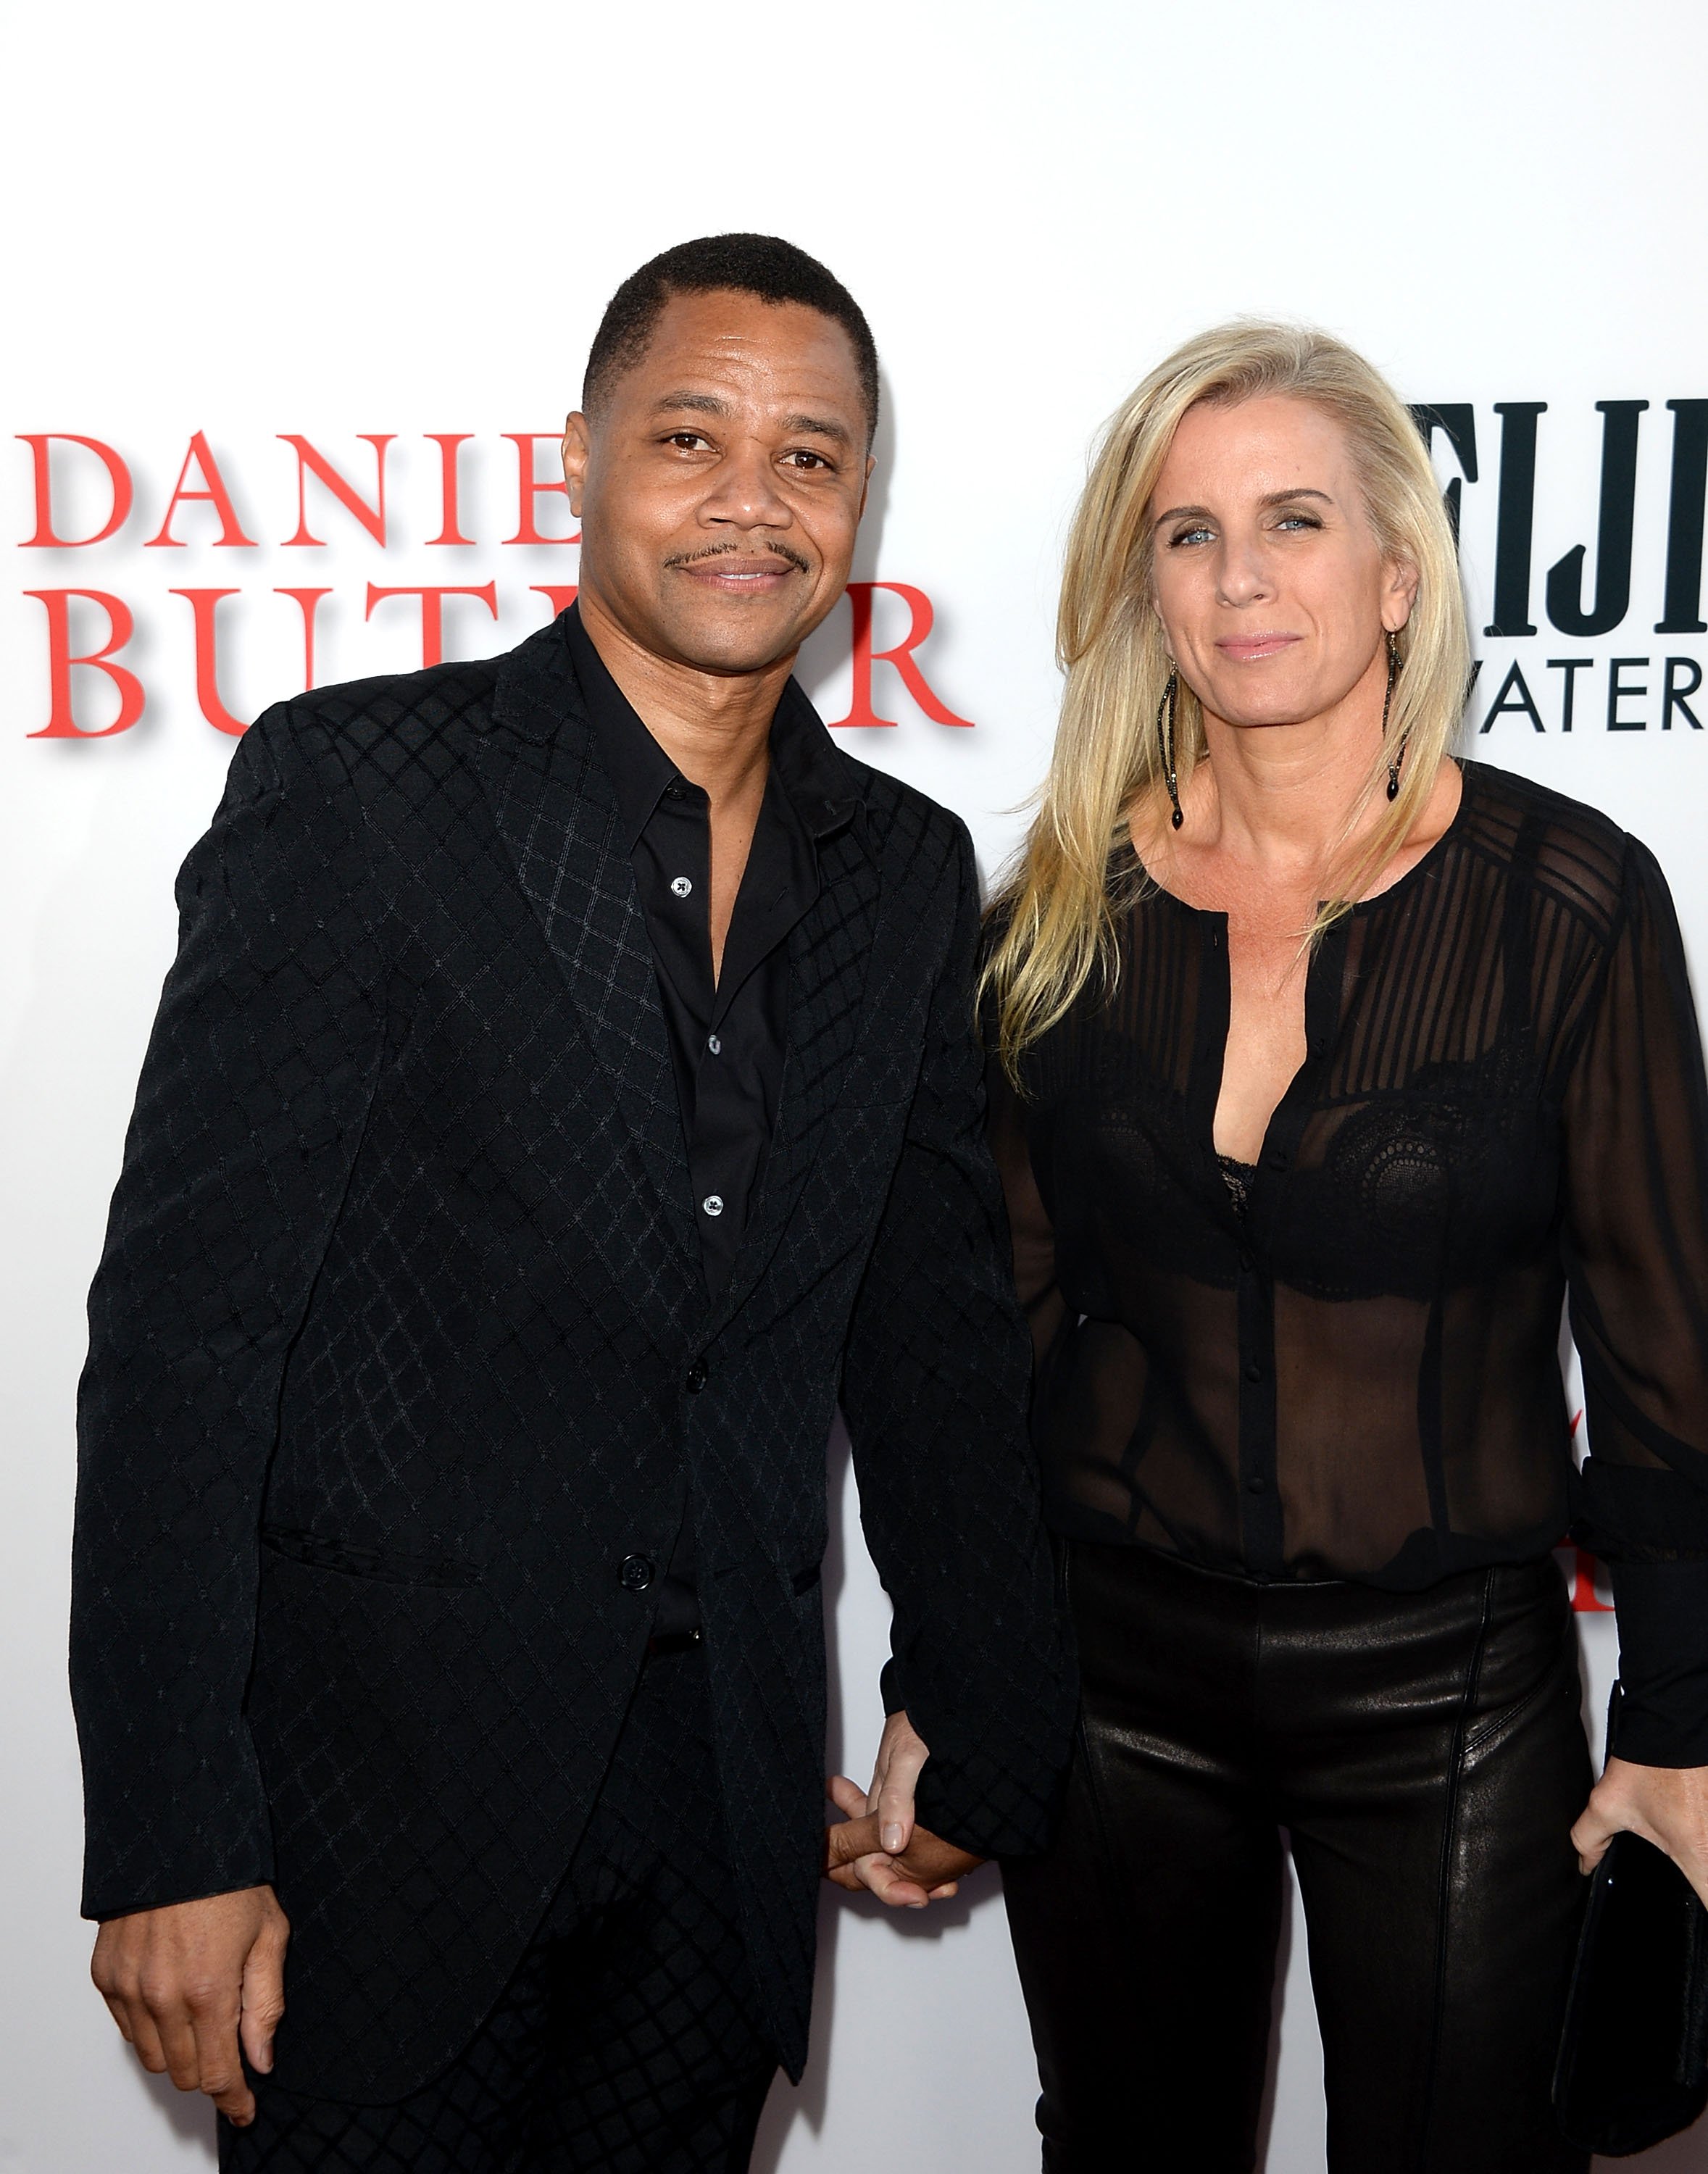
top-left (1247, 1476), bottom-right (1267, 1494)
top-left (1267, 1149), bottom-right (1289, 1171)
top-left (701, 1194), bottom-right (725, 1217)
top-left (619, 1553), bottom-right (655, 1592)
top-left (707, 1035), bottom-right (722, 1056)
top-left (1238, 1249), bottom-right (1254, 1274)
top-left (1244, 1362), bottom-right (1262, 1383)
top-left (685, 1359), bottom-right (708, 1394)
top-left (670, 876), bottom-right (693, 899)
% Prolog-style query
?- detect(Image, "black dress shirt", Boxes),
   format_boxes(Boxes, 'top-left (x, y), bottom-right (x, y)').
top-left (567, 606), bottom-right (849, 1632)
top-left (990, 760), bottom-right (1708, 1763)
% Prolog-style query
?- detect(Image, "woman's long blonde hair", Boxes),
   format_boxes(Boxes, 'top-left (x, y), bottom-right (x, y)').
top-left (983, 320), bottom-right (1472, 1077)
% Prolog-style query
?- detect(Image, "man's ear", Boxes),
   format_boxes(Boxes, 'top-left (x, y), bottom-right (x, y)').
top-left (561, 411), bottom-right (591, 520)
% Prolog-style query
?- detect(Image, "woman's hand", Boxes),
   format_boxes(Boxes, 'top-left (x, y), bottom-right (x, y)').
top-left (822, 1709), bottom-right (983, 1907)
top-left (1572, 1756), bottom-right (1708, 1908)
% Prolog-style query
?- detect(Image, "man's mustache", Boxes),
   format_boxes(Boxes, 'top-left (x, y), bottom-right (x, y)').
top-left (665, 542), bottom-right (812, 577)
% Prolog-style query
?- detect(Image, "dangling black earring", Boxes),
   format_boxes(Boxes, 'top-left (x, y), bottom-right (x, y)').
top-left (1383, 630), bottom-right (1407, 802)
top-left (1157, 669), bottom-right (1183, 828)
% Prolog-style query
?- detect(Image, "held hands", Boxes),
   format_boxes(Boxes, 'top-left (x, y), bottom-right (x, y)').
top-left (91, 1885), bottom-right (290, 2128)
top-left (822, 1709), bottom-right (983, 1908)
top-left (1572, 1757), bottom-right (1708, 1909)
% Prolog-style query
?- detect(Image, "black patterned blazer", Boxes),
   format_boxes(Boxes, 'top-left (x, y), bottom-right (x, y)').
top-left (70, 615), bottom-right (1075, 2101)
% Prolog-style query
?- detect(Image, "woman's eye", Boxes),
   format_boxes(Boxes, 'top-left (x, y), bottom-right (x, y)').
top-left (1274, 511), bottom-right (1322, 532)
top-left (1170, 524), bottom-right (1215, 548)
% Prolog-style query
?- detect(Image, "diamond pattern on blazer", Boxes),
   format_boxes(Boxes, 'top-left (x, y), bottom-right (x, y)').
top-left (70, 616), bottom-right (1075, 2101)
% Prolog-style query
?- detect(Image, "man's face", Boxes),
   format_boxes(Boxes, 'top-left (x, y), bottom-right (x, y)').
top-left (562, 289), bottom-right (873, 678)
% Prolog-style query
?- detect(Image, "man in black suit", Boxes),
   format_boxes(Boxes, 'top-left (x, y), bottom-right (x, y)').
top-left (71, 233), bottom-right (1074, 2171)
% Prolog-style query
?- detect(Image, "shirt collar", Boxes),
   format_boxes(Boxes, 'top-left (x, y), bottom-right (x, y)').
top-left (564, 605), bottom-right (680, 852)
top-left (766, 676), bottom-right (862, 844)
top-left (562, 603), bottom-right (860, 854)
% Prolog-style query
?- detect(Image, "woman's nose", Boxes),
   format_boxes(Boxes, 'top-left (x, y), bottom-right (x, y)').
top-left (1215, 541), bottom-right (1274, 607)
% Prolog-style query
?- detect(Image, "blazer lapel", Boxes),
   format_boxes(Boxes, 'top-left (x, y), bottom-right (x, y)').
top-left (472, 622), bottom-right (698, 1265)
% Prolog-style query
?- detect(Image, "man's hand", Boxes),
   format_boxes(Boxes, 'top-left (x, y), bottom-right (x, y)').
top-left (1572, 1757), bottom-right (1708, 1909)
top-left (91, 1886), bottom-right (290, 2128)
top-left (822, 1710), bottom-right (983, 1907)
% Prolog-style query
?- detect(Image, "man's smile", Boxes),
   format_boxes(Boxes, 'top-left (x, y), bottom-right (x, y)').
top-left (667, 544), bottom-right (811, 595)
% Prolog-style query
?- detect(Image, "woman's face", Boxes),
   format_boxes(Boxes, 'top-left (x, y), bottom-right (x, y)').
top-left (1147, 393), bottom-right (1416, 736)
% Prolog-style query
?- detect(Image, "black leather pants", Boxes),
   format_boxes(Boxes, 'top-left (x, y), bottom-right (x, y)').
top-left (1002, 1541), bottom-right (1593, 2174)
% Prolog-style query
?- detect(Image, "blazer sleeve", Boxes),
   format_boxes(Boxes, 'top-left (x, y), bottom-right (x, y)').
top-left (70, 707), bottom-right (389, 1919)
top-left (840, 821), bottom-right (1076, 1858)
top-left (1562, 836), bottom-right (1708, 1765)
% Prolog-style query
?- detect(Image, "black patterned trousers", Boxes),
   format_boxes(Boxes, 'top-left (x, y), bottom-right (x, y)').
top-left (222, 1642), bottom-right (776, 2173)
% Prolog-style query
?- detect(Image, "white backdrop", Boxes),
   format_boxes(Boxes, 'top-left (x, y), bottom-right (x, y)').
top-left (4, 2), bottom-right (1707, 2167)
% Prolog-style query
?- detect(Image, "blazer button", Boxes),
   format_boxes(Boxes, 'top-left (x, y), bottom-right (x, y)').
top-left (685, 1359), bottom-right (708, 1394)
top-left (619, 1554), bottom-right (655, 1592)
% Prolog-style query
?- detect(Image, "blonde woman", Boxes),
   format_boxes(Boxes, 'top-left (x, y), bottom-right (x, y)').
top-left (987, 325), bottom-right (1708, 2173)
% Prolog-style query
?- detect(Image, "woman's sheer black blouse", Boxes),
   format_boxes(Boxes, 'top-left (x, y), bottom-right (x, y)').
top-left (988, 760), bottom-right (1708, 1763)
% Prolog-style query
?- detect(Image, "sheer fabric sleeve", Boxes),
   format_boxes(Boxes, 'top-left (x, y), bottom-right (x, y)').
top-left (1562, 838), bottom-right (1708, 1762)
top-left (985, 1057), bottom-right (1067, 1375)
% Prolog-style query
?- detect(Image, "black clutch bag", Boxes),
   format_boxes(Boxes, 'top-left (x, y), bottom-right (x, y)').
top-left (1554, 1715), bottom-right (1708, 2155)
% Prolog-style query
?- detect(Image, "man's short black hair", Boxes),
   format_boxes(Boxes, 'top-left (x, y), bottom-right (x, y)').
top-left (582, 233), bottom-right (879, 441)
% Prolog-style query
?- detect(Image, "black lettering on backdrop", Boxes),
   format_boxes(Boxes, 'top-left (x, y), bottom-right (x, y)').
top-left (1657, 401), bottom-right (1708, 634)
top-left (1607, 657), bottom-right (1649, 730)
top-left (1546, 658), bottom-right (1594, 733)
top-left (1546, 401), bottom-right (1648, 637)
top-left (1664, 657), bottom-right (1704, 729)
top-left (1414, 404), bottom-right (1477, 544)
top-left (1487, 402), bottom-right (1546, 636)
top-left (1479, 661), bottom-right (1546, 733)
